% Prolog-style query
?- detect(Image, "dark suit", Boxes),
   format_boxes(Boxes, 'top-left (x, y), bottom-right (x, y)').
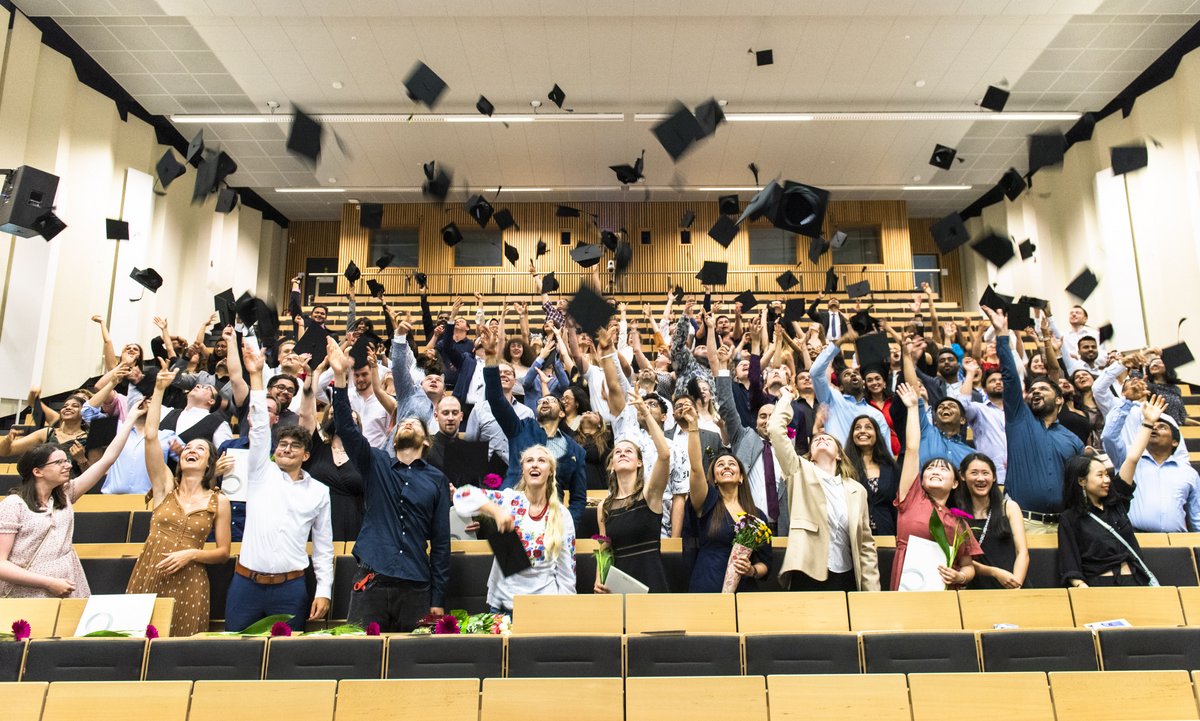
top-left (807, 298), bottom-right (849, 339)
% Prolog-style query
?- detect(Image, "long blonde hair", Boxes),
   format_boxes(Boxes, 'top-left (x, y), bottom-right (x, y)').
top-left (514, 445), bottom-right (567, 562)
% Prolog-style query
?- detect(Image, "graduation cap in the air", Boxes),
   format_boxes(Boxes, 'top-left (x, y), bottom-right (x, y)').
top-left (466, 195), bottom-right (494, 228)
top-left (106, 219), bottom-right (129, 241)
top-left (503, 242), bottom-right (519, 266)
top-left (366, 279), bottom-right (386, 297)
top-left (823, 267), bottom-right (838, 294)
top-left (1111, 144), bottom-right (1148, 175)
top-left (414, 272), bottom-right (428, 288)
top-left (359, 203), bottom-right (383, 230)
top-left (850, 309), bottom-right (880, 336)
top-left (215, 188), bottom-right (238, 214)
top-left (130, 267), bottom-right (162, 293)
top-left (31, 212), bottom-right (66, 241)
top-left (610, 150), bottom-right (645, 184)
top-left (614, 242), bottom-right (633, 274)
top-left (547, 83), bottom-right (567, 109)
top-left (556, 205), bottom-right (581, 218)
top-left (536, 238), bottom-right (549, 257)
top-left (421, 161), bottom-right (452, 202)
top-left (344, 261), bottom-right (361, 284)
top-left (753, 48), bottom-right (774, 66)
top-left (776, 270), bottom-right (799, 292)
top-left (694, 98), bottom-right (725, 139)
top-left (286, 107), bottom-right (323, 165)
top-left (784, 298), bottom-right (807, 326)
top-left (441, 222), bottom-right (463, 247)
top-left (293, 323), bottom-right (331, 367)
top-left (600, 230), bottom-right (619, 252)
top-left (155, 149), bottom-right (186, 189)
top-left (1007, 301), bottom-right (1033, 332)
top-left (1161, 342), bottom-right (1194, 369)
top-left (971, 232), bottom-right (1015, 269)
top-left (570, 243), bottom-right (603, 268)
top-left (855, 333), bottom-right (890, 376)
top-left (672, 285), bottom-right (685, 303)
top-left (681, 210), bottom-right (696, 229)
top-left (567, 285), bottom-right (614, 334)
top-left (1065, 267), bottom-right (1099, 301)
top-left (708, 216), bottom-right (738, 248)
top-left (736, 182), bottom-right (782, 226)
top-left (652, 103), bottom-right (703, 161)
top-left (733, 290), bottom-right (758, 312)
top-left (846, 279), bottom-right (872, 299)
top-left (980, 84), bottom-right (1009, 112)
top-left (979, 285), bottom-right (1010, 312)
top-left (192, 150), bottom-right (237, 203)
top-left (929, 144), bottom-right (957, 170)
top-left (494, 208), bottom-right (518, 231)
top-left (185, 129), bottom-right (205, 165)
top-left (235, 291), bottom-right (256, 327)
top-left (1098, 323), bottom-right (1115, 345)
top-left (930, 212), bottom-right (970, 253)
top-left (998, 168), bottom-right (1026, 201)
top-left (1018, 296), bottom-right (1048, 311)
top-left (770, 181), bottom-right (829, 238)
top-left (1019, 239), bottom-right (1036, 261)
top-left (476, 95), bottom-right (495, 117)
top-left (541, 271), bottom-right (559, 294)
top-left (349, 330), bottom-right (383, 369)
top-left (404, 61), bottom-right (448, 109)
top-left (718, 195), bottom-right (740, 216)
top-left (214, 288), bottom-right (236, 328)
top-left (1029, 132), bottom-right (1067, 173)
top-left (695, 261), bottom-right (729, 286)
top-left (375, 252), bottom-right (395, 269)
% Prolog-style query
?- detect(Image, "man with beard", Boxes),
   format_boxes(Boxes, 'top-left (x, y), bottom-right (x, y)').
top-left (811, 338), bottom-right (892, 451)
top-left (957, 357), bottom-right (1008, 483)
top-left (985, 306), bottom-right (1083, 534)
top-left (1065, 335), bottom-right (1108, 378)
top-left (326, 338), bottom-right (450, 632)
top-left (480, 325), bottom-right (587, 524)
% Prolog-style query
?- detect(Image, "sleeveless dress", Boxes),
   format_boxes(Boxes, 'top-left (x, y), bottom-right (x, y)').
top-left (966, 500), bottom-right (1018, 590)
top-left (0, 485), bottom-right (89, 599)
top-left (605, 496), bottom-right (669, 592)
top-left (126, 490), bottom-right (219, 636)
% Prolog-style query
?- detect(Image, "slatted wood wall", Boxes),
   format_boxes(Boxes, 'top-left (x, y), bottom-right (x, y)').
top-left (908, 216), bottom-right (964, 306)
top-left (285, 201), bottom-right (963, 302)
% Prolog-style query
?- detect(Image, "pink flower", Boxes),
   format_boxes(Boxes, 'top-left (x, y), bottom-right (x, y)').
top-left (786, 426), bottom-right (797, 440)
top-left (483, 474), bottom-right (503, 489)
top-left (948, 507), bottom-right (974, 521)
top-left (366, 622), bottom-right (380, 636)
top-left (11, 620), bottom-right (30, 641)
top-left (270, 622), bottom-right (292, 637)
top-left (591, 534), bottom-right (612, 545)
top-left (434, 615), bottom-right (460, 635)
top-left (145, 625), bottom-right (159, 640)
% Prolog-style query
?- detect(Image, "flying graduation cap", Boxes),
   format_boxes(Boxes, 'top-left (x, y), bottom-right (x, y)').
top-left (610, 150), bottom-right (645, 184)
top-left (404, 61), bottom-right (448, 109)
top-left (929, 144), bottom-right (957, 170)
top-left (980, 84), bottom-right (1010, 112)
top-left (547, 84), bottom-right (567, 110)
top-left (155, 149), bottom-right (186, 189)
top-left (466, 195), bottom-right (495, 228)
top-left (286, 107), bottom-right (323, 165)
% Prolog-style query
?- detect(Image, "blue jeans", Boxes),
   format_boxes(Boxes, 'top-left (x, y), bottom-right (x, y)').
top-left (225, 574), bottom-right (309, 633)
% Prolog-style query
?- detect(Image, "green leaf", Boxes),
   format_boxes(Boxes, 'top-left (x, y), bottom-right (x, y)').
top-left (449, 609), bottom-right (470, 627)
top-left (82, 630), bottom-right (132, 637)
top-left (595, 548), bottom-right (614, 584)
top-left (239, 614), bottom-right (296, 636)
top-left (928, 507), bottom-right (954, 565)
top-left (303, 624), bottom-right (365, 637)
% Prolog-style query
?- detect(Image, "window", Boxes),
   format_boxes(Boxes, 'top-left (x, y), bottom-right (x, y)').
top-left (370, 228), bottom-right (419, 268)
top-left (454, 229), bottom-right (502, 267)
top-left (560, 229), bottom-right (572, 245)
top-left (913, 254), bottom-right (941, 294)
top-left (747, 227), bottom-right (796, 265)
top-left (831, 226), bottom-right (883, 265)
top-left (680, 230), bottom-right (691, 245)
top-left (640, 229), bottom-right (651, 245)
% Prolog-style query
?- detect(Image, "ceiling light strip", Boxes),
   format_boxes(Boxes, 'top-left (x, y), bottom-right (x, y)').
top-left (172, 113), bottom-right (624, 124)
top-left (634, 111), bottom-right (1081, 122)
top-left (273, 184), bottom-right (973, 194)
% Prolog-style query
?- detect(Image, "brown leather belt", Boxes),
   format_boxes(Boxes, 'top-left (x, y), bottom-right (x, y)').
top-left (235, 561), bottom-right (305, 585)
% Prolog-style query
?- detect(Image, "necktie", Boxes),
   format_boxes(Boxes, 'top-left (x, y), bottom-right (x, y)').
top-left (830, 312), bottom-right (840, 338)
top-left (762, 439), bottom-right (779, 521)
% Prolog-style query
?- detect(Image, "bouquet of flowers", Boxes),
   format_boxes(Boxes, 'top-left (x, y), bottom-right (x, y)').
top-left (412, 609), bottom-right (510, 635)
top-left (592, 535), bottom-right (613, 585)
top-left (722, 513), bottom-right (772, 593)
top-left (928, 507), bottom-right (973, 567)
top-left (202, 614), bottom-right (376, 637)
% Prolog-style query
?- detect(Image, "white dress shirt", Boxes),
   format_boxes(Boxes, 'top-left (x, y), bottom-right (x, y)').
top-left (464, 392), bottom-right (534, 465)
top-left (241, 390), bottom-right (334, 598)
top-left (817, 470), bottom-right (852, 573)
top-left (349, 388), bottom-right (392, 451)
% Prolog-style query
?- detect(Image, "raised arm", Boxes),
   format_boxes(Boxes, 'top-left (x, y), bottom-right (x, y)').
top-left (767, 387), bottom-right (803, 478)
top-left (152, 317), bottom-right (176, 360)
top-left (71, 400), bottom-right (144, 500)
top-left (327, 338), bottom-right (375, 471)
top-left (221, 325), bottom-right (249, 409)
top-left (894, 382), bottom-right (922, 502)
top-left (597, 330), bottom-right (626, 417)
top-left (682, 405), bottom-right (709, 513)
top-left (298, 359), bottom-right (322, 434)
top-left (631, 393), bottom-right (670, 513)
top-left (92, 314), bottom-right (118, 371)
top-left (922, 283), bottom-right (943, 346)
top-left (1120, 395), bottom-right (1166, 483)
top-left (144, 369), bottom-right (177, 504)
top-left (480, 326), bottom-right (522, 438)
top-left (712, 344), bottom-right (749, 447)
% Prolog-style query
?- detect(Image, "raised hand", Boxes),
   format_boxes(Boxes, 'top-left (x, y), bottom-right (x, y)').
top-left (326, 337), bottom-right (351, 374)
top-left (155, 369), bottom-right (178, 392)
top-left (152, 316), bottom-right (168, 331)
top-left (241, 344), bottom-right (266, 374)
top-left (214, 452), bottom-right (235, 478)
top-left (1143, 394), bottom-right (1168, 424)
top-left (895, 382), bottom-right (919, 408)
top-left (981, 305), bottom-right (1008, 335)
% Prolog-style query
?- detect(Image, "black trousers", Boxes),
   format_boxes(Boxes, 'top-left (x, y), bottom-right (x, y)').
top-left (346, 567), bottom-right (431, 633)
top-left (787, 568), bottom-right (857, 592)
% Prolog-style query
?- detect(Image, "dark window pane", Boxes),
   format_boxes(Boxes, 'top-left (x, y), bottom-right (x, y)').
top-left (831, 226), bottom-right (882, 265)
top-left (748, 227), bottom-right (796, 265)
top-left (371, 228), bottom-right (419, 267)
top-left (454, 229), bottom-right (503, 267)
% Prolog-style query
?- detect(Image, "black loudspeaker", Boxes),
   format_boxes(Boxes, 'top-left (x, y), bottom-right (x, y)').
top-left (769, 181), bottom-right (829, 238)
top-left (0, 166), bottom-right (61, 238)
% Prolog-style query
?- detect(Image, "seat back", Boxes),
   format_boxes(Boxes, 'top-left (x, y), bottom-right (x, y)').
top-left (444, 554), bottom-right (494, 613)
top-left (1068, 587), bottom-right (1185, 628)
top-left (128, 511), bottom-right (153, 543)
top-left (861, 631), bottom-right (979, 674)
top-left (40, 680), bottom-right (191, 721)
top-left (765, 674), bottom-right (909, 721)
top-left (736, 592), bottom-right (849, 632)
top-left (625, 634), bottom-right (742, 677)
top-left (909, 672), bottom-right (1053, 721)
top-left (511, 594), bottom-right (624, 634)
top-left (483, 678), bottom-right (623, 721)
top-left (1048, 670), bottom-right (1199, 721)
top-left (386, 635), bottom-right (503, 679)
top-left (1142, 546), bottom-right (1200, 586)
top-left (506, 635), bottom-right (622, 678)
top-left (72, 511), bottom-right (131, 543)
top-left (958, 588), bottom-right (1074, 629)
top-left (78, 557), bottom-right (137, 595)
top-left (848, 591), bottom-right (962, 631)
top-left (1, 680), bottom-right (46, 721)
top-left (1097, 627), bottom-right (1200, 671)
top-left (21, 638), bottom-right (147, 682)
top-left (0, 639), bottom-right (25, 682)
top-left (265, 637), bottom-right (384, 680)
top-left (625, 593), bottom-right (736, 634)
top-left (188, 680), bottom-right (338, 721)
top-left (1020, 548), bottom-right (1060, 588)
top-left (336, 679), bottom-right (480, 721)
top-left (0, 598), bottom-right (60, 639)
top-left (743, 633), bottom-right (860, 675)
top-left (979, 629), bottom-right (1098, 672)
top-left (626, 676), bottom-right (767, 721)
top-left (145, 637), bottom-right (266, 680)
top-left (55, 597), bottom-right (174, 637)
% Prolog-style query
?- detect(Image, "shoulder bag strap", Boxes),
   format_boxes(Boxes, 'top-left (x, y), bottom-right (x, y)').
top-left (1085, 513), bottom-right (1160, 587)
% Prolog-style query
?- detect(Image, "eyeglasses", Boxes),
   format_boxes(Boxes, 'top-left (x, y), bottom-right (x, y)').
top-left (39, 459), bottom-right (72, 469)
top-left (276, 441), bottom-right (306, 451)
top-left (270, 385), bottom-right (296, 395)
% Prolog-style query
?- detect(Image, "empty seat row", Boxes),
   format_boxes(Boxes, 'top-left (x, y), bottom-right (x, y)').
top-left (8, 671), bottom-right (1200, 721)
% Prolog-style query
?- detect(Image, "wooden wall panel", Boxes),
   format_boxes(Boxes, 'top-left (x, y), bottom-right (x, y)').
top-left (285, 201), bottom-right (964, 302)
top-left (908, 217), bottom-right (964, 306)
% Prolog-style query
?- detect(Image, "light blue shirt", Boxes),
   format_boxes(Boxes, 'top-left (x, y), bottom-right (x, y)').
top-left (917, 398), bottom-right (973, 468)
top-left (811, 342), bottom-right (892, 450)
top-left (1128, 452), bottom-right (1200, 533)
top-left (959, 393), bottom-right (1007, 483)
top-left (100, 426), bottom-right (177, 495)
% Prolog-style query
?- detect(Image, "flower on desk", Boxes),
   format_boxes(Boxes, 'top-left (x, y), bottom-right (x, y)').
top-left (145, 625), bottom-right (159, 640)
top-left (434, 615), bottom-right (461, 635)
top-left (8, 619), bottom-right (31, 641)
top-left (270, 622), bottom-right (292, 637)
top-left (366, 622), bottom-right (381, 636)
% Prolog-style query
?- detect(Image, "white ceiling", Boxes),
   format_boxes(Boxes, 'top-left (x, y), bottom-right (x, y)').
top-left (13, 0), bottom-right (1200, 220)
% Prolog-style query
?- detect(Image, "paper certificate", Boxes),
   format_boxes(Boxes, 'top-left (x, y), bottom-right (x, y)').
top-left (219, 447), bottom-right (250, 502)
top-left (898, 536), bottom-right (948, 592)
top-left (75, 593), bottom-right (157, 637)
top-left (605, 566), bottom-right (650, 594)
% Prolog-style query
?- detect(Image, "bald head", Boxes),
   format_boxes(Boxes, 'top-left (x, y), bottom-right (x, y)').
top-left (436, 395), bottom-right (463, 436)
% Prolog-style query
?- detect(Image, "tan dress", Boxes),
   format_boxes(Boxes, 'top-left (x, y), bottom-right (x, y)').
top-left (126, 490), bottom-right (218, 636)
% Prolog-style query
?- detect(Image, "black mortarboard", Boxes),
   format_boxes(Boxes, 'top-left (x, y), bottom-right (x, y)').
top-left (771, 181), bottom-right (828, 238)
top-left (681, 210), bottom-right (696, 228)
top-left (567, 285), bottom-right (614, 334)
top-left (1029, 132), bottom-right (1067, 172)
top-left (981, 84), bottom-right (1009, 112)
top-left (414, 272), bottom-right (427, 288)
top-left (652, 103), bottom-right (702, 161)
top-left (556, 205), bottom-right (580, 218)
top-left (441, 222), bottom-right (463, 247)
top-left (486, 528), bottom-right (534, 577)
top-left (375, 252), bottom-right (395, 269)
top-left (235, 291), bottom-right (255, 326)
top-left (85, 416), bottom-right (119, 453)
top-left (849, 310), bottom-right (879, 336)
top-left (293, 323), bottom-right (330, 367)
top-left (1098, 323), bottom-right (1114, 344)
top-left (1019, 239), bottom-right (1036, 260)
top-left (214, 288), bottom-right (236, 327)
top-left (824, 267), bottom-right (837, 293)
top-left (476, 95), bottom-right (494, 117)
top-left (155, 149), bottom-right (186, 188)
top-left (600, 230), bottom-right (619, 252)
top-left (130, 267), bottom-right (162, 293)
top-left (192, 150), bottom-right (237, 203)
top-left (610, 150), bottom-right (645, 184)
top-left (672, 285), bottom-right (684, 303)
top-left (494, 208), bottom-right (518, 231)
top-left (1065, 267), bottom-right (1099, 301)
top-left (736, 182), bottom-right (782, 225)
top-left (344, 261), bottom-right (361, 283)
top-left (695, 261), bottom-right (728, 286)
top-left (106, 219), bottom-right (129, 240)
top-left (256, 297), bottom-right (281, 345)
top-left (570, 243), bottom-right (603, 268)
top-left (1161, 342), bottom-right (1195, 369)
top-left (707, 215), bottom-right (738, 248)
top-left (422, 166), bottom-right (452, 202)
top-left (442, 440), bottom-right (492, 489)
top-left (829, 230), bottom-right (848, 249)
top-left (536, 239), bottom-right (549, 257)
top-left (366, 279), bottom-right (385, 297)
top-left (286, 107), bottom-right (323, 165)
top-left (359, 202), bottom-right (383, 230)
top-left (614, 242), bottom-right (633, 274)
top-left (1018, 296), bottom-right (1049, 310)
top-left (808, 235), bottom-right (830, 264)
top-left (694, 98), bottom-right (725, 139)
top-left (503, 242), bottom-right (519, 266)
top-left (718, 194), bottom-right (740, 215)
top-left (999, 167), bottom-right (1026, 201)
top-left (846, 280), bottom-right (871, 299)
top-left (979, 285), bottom-right (1009, 312)
top-left (855, 333), bottom-right (890, 374)
top-left (466, 195), bottom-right (494, 228)
top-left (971, 232), bottom-right (1015, 268)
top-left (215, 188), bottom-right (238, 214)
top-left (784, 298), bottom-right (807, 326)
top-left (755, 49), bottom-right (773, 66)
top-left (31, 212), bottom-right (66, 241)
top-left (403, 61), bottom-right (448, 108)
top-left (541, 271), bottom-right (559, 294)
top-left (733, 290), bottom-right (758, 312)
top-left (776, 270), bottom-right (799, 291)
top-left (349, 330), bottom-right (382, 369)
top-left (929, 144), bottom-right (957, 170)
top-left (186, 129), bottom-right (205, 164)
top-left (1111, 144), bottom-right (1148, 175)
top-left (547, 83), bottom-right (566, 109)
top-left (930, 212), bottom-right (970, 253)
top-left (1007, 302), bottom-right (1033, 331)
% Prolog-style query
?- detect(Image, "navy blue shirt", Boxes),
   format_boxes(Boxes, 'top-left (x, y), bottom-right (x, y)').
top-left (333, 387), bottom-right (451, 606)
top-left (999, 336), bottom-right (1084, 513)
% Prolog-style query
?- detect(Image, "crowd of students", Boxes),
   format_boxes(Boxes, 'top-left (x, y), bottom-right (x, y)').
top-left (0, 273), bottom-right (1195, 634)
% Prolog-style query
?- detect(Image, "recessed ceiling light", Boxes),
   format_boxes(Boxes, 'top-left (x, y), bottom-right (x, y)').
top-left (913, 175), bottom-right (921, 181)
top-left (717, 99), bottom-right (728, 107)
top-left (530, 100), bottom-right (542, 108)
top-left (332, 81), bottom-right (344, 89)
top-left (328, 177), bottom-right (337, 183)
top-left (350, 35), bottom-right (357, 41)
top-left (914, 79), bottom-right (926, 88)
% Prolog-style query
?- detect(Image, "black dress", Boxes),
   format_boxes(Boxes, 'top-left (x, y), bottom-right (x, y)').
top-left (580, 438), bottom-right (607, 491)
top-left (861, 463), bottom-right (899, 537)
top-left (686, 485), bottom-right (773, 593)
top-left (966, 499), bottom-right (1018, 590)
top-left (304, 434), bottom-right (365, 541)
top-left (604, 496), bottom-right (669, 593)
top-left (1057, 474), bottom-right (1150, 587)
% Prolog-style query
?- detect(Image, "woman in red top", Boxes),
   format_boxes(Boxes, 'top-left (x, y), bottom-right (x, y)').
top-left (890, 381), bottom-right (982, 591)
top-left (863, 368), bottom-right (900, 457)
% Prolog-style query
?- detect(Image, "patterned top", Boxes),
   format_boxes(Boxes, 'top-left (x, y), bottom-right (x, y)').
top-left (453, 486), bottom-right (576, 610)
top-left (0, 482), bottom-right (89, 599)
top-left (542, 300), bottom-right (566, 329)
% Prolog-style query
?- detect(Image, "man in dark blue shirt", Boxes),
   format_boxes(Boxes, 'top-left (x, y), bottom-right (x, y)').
top-left (326, 338), bottom-right (450, 632)
top-left (987, 306), bottom-right (1084, 535)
